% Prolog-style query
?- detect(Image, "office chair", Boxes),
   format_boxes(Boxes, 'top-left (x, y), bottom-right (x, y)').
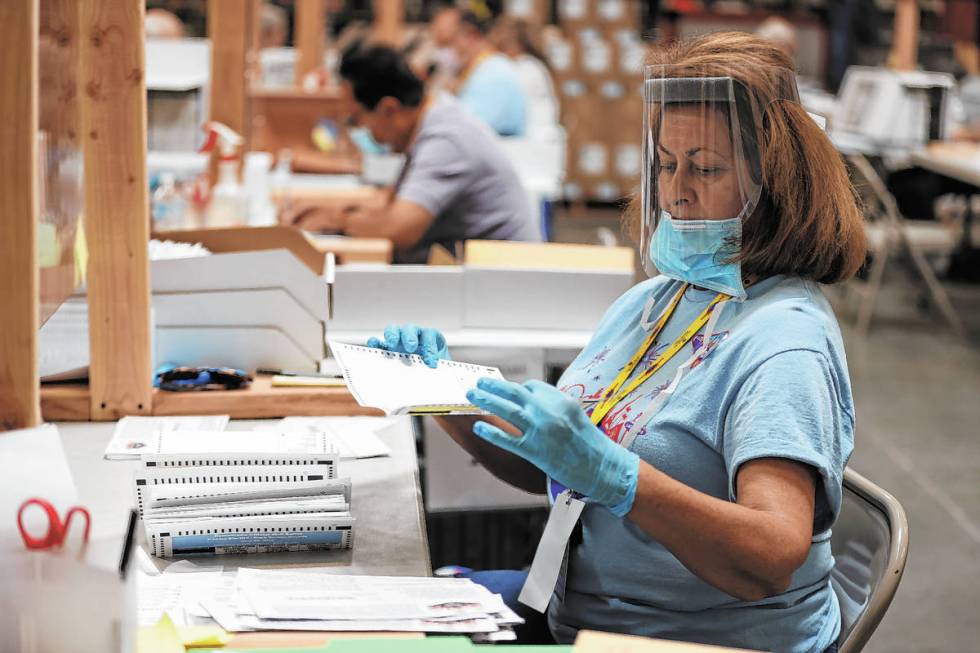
top-left (832, 468), bottom-right (910, 653)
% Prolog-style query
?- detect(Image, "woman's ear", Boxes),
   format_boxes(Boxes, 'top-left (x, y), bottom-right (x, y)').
top-left (377, 96), bottom-right (403, 119)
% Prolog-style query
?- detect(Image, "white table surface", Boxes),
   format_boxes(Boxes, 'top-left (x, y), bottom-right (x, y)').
top-left (57, 418), bottom-right (431, 576)
top-left (910, 146), bottom-right (980, 187)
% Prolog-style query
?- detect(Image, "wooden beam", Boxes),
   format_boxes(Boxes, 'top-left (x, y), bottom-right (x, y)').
top-left (39, 1), bottom-right (81, 150)
top-left (889, 0), bottom-right (919, 71)
top-left (295, 0), bottom-right (326, 83)
top-left (208, 0), bottom-right (259, 155)
top-left (40, 383), bottom-right (92, 421)
top-left (79, 0), bottom-right (153, 420)
top-left (152, 377), bottom-right (378, 418)
top-left (40, 381), bottom-right (376, 421)
top-left (0, 0), bottom-right (40, 430)
top-left (373, 0), bottom-right (403, 47)
top-left (39, 0), bottom-right (84, 325)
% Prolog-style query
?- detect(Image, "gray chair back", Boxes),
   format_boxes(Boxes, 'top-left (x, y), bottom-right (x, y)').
top-left (831, 468), bottom-right (910, 653)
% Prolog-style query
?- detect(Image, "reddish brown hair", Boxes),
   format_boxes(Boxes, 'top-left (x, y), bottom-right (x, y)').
top-left (627, 32), bottom-right (866, 284)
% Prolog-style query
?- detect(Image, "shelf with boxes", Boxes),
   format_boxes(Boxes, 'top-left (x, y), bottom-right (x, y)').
top-left (546, 0), bottom-right (647, 203)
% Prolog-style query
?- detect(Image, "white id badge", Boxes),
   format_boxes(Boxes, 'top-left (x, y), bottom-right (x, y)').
top-left (518, 490), bottom-right (585, 613)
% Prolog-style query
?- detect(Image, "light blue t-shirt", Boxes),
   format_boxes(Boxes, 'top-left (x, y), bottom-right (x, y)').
top-left (547, 275), bottom-right (855, 653)
top-left (457, 54), bottom-right (527, 137)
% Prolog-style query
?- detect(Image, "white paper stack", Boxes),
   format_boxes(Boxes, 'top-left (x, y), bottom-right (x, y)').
top-left (254, 416), bottom-right (395, 460)
top-left (138, 567), bottom-right (522, 639)
top-left (108, 416), bottom-right (394, 461)
top-left (104, 415), bottom-right (231, 460)
top-left (134, 451), bottom-right (354, 558)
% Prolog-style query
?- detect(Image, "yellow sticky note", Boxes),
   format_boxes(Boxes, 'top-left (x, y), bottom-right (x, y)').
top-left (271, 374), bottom-right (348, 388)
top-left (178, 624), bottom-right (232, 648)
top-left (38, 223), bottom-right (60, 268)
top-left (137, 614), bottom-right (184, 653)
top-left (73, 218), bottom-right (89, 287)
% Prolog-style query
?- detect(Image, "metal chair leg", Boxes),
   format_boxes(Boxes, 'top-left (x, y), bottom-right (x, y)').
top-left (902, 234), bottom-right (967, 338)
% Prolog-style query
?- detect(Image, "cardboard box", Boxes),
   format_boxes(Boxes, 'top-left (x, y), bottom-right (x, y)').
top-left (612, 93), bottom-right (645, 140)
top-left (557, 77), bottom-right (597, 134)
top-left (155, 225), bottom-right (392, 267)
top-left (545, 35), bottom-right (576, 76)
top-left (594, 0), bottom-right (640, 28)
top-left (611, 27), bottom-right (647, 75)
top-left (504, 0), bottom-right (551, 22)
top-left (563, 178), bottom-right (586, 202)
top-left (588, 179), bottom-right (629, 203)
top-left (462, 241), bottom-right (634, 330)
top-left (576, 29), bottom-right (616, 76)
top-left (612, 141), bottom-right (643, 181)
top-left (568, 137), bottom-right (612, 179)
top-left (464, 239), bottom-right (634, 270)
top-left (556, 0), bottom-right (591, 26)
top-left (328, 264), bottom-right (464, 332)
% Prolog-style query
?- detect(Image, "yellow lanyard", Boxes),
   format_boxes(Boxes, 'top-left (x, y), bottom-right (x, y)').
top-left (590, 283), bottom-right (729, 429)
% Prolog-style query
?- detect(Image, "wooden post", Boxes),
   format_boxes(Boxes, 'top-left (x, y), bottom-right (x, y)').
top-left (373, 0), bottom-right (403, 47)
top-left (39, 0), bottom-right (84, 325)
top-left (208, 0), bottom-right (258, 155)
top-left (40, 1), bottom-right (81, 149)
top-left (889, 0), bottom-right (919, 71)
top-left (79, 0), bottom-right (153, 420)
top-left (295, 0), bottom-right (326, 83)
top-left (0, 0), bottom-right (40, 430)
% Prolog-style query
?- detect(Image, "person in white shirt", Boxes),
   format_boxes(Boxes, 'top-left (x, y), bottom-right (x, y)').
top-left (491, 16), bottom-right (560, 138)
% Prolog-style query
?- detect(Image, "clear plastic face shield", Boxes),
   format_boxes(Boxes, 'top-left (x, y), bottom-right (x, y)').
top-left (639, 67), bottom-right (799, 298)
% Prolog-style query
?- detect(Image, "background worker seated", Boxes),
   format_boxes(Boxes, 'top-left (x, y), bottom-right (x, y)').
top-left (284, 44), bottom-right (540, 263)
top-left (436, 2), bottom-right (528, 137)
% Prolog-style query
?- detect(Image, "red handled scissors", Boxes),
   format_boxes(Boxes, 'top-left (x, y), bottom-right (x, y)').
top-left (17, 497), bottom-right (91, 550)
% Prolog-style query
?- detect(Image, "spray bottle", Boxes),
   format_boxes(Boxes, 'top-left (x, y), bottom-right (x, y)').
top-left (199, 121), bottom-right (247, 227)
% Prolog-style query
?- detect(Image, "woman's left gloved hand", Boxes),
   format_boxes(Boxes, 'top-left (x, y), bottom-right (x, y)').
top-left (466, 377), bottom-right (640, 517)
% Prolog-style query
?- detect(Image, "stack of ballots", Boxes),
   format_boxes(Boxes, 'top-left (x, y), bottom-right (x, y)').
top-left (131, 430), bottom-right (353, 558)
top-left (230, 568), bottom-right (524, 640)
top-left (138, 566), bottom-right (523, 640)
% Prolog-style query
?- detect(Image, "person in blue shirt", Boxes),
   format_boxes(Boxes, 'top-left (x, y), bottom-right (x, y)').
top-left (448, 7), bottom-right (528, 137)
top-left (366, 32), bottom-right (867, 653)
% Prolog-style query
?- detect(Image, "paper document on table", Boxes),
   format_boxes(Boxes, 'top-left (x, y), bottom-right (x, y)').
top-left (237, 615), bottom-right (501, 633)
top-left (146, 567), bottom-right (520, 637)
top-left (256, 416), bottom-right (395, 459)
top-left (329, 340), bottom-right (504, 415)
top-left (104, 415), bottom-right (230, 460)
top-left (137, 567), bottom-right (235, 627)
top-left (147, 429), bottom-right (345, 457)
top-left (237, 568), bottom-right (509, 621)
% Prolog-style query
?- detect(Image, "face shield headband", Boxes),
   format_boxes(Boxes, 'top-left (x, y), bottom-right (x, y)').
top-left (638, 71), bottom-right (800, 295)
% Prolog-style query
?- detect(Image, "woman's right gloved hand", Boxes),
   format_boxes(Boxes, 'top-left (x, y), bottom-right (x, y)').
top-left (367, 324), bottom-right (450, 369)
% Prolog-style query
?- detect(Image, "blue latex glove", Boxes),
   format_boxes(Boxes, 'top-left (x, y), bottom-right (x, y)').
top-left (366, 323), bottom-right (450, 369)
top-left (466, 378), bottom-right (640, 517)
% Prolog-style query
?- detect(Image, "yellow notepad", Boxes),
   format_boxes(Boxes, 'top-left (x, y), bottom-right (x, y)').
top-left (271, 374), bottom-right (348, 388)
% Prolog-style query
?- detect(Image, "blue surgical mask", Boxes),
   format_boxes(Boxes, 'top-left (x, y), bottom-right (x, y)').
top-left (348, 127), bottom-right (391, 155)
top-left (649, 210), bottom-right (747, 300)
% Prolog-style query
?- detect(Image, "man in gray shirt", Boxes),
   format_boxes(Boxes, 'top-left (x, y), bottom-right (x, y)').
top-left (289, 44), bottom-right (539, 263)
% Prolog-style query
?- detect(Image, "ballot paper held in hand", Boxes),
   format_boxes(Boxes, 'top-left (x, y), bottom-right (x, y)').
top-left (329, 340), bottom-right (505, 415)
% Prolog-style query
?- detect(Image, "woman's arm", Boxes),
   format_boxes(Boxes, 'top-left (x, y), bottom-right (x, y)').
top-left (628, 457), bottom-right (817, 602)
top-left (433, 415), bottom-right (546, 494)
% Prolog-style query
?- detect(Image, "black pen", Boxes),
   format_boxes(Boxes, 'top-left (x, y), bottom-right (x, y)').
top-left (118, 509), bottom-right (138, 579)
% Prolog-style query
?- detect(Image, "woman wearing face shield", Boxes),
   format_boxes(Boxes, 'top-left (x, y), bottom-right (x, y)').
top-left (367, 32), bottom-right (866, 652)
